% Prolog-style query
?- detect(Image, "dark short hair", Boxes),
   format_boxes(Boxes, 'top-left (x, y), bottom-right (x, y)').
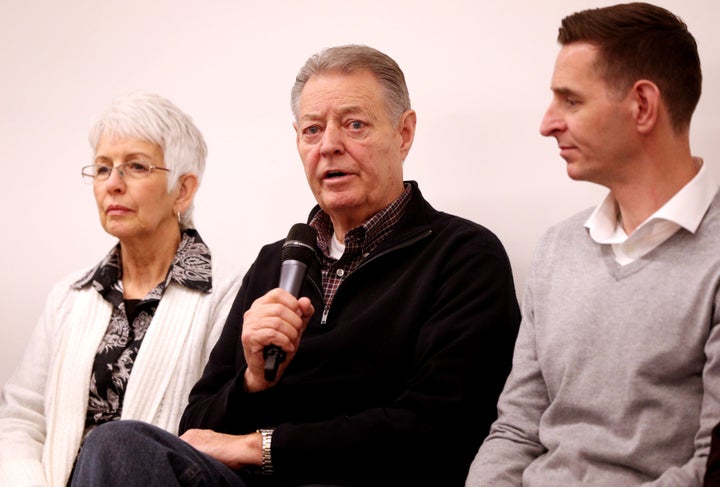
top-left (290, 44), bottom-right (411, 125)
top-left (558, 2), bottom-right (701, 132)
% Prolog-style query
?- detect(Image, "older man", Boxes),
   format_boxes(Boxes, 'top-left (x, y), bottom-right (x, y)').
top-left (69, 45), bottom-right (520, 487)
top-left (466, 3), bottom-right (720, 486)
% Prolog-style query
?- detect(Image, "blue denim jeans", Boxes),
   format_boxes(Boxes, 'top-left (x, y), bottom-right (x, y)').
top-left (68, 420), bottom-right (247, 487)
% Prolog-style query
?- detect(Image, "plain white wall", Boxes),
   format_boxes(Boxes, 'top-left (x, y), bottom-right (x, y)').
top-left (0, 0), bottom-right (718, 387)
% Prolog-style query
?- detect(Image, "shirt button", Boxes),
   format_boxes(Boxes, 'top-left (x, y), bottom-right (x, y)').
top-left (336, 269), bottom-right (345, 277)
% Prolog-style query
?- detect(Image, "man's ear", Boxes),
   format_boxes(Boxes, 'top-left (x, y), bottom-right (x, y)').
top-left (398, 109), bottom-right (417, 160)
top-left (630, 79), bottom-right (660, 134)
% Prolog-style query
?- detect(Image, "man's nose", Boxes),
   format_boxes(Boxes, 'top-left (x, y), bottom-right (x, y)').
top-left (320, 124), bottom-right (345, 156)
top-left (540, 103), bottom-right (565, 137)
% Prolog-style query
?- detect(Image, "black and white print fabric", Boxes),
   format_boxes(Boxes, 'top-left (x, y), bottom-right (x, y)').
top-left (72, 229), bottom-right (212, 439)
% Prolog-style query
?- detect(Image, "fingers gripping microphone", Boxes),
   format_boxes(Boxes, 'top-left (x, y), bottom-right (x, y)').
top-left (263, 223), bottom-right (318, 381)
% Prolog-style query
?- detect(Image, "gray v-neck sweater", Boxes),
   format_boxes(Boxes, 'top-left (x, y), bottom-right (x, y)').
top-left (467, 192), bottom-right (720, 486)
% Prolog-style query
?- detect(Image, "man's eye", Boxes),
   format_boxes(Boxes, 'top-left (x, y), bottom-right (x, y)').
top-left (349, 121), bottom-right (364, 130)
top-left (304, 126), bottom-right (320, 135)
top-left (96, 166), bottom-right (112, 176)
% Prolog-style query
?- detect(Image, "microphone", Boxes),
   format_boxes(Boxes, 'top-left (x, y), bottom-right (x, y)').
top-left (263, 223), bottom-right (318, 381)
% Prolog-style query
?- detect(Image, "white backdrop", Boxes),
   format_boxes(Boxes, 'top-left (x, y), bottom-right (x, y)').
top-left (1, 0), bottom-right (718, 386)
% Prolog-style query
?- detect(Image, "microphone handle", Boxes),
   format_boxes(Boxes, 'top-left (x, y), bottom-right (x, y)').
top-left (263, 346), bottom-right (286, 382)
top-left (263, 259), bottom-right (308, 381)
top-left (278, 260), bottom-right (308, 297)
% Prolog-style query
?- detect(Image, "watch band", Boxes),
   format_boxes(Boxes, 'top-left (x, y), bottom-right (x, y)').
top-left (257, 428), bottom-right (274, 474)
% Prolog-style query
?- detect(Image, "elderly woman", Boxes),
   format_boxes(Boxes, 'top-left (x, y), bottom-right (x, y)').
top-left (0, 93), bottom-right (242, 487)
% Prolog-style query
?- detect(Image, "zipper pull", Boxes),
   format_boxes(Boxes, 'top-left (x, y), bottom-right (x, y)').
top-left (320, 307), bottom-right (330, 325)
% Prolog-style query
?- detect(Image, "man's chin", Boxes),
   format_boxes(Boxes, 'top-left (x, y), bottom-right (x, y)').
top-left (565, 162), bottom-right (586, 181)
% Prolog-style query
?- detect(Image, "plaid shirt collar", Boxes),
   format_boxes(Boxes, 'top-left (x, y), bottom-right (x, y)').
top-left (310, 182), bottom-right (412, 261)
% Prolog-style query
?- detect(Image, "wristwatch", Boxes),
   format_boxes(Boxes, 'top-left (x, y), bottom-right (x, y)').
top-left (257, 428), bottom-right (274, 474)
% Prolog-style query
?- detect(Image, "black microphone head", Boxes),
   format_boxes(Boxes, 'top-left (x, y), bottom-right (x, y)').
top-left (282, 223), bottom-right (317, 264)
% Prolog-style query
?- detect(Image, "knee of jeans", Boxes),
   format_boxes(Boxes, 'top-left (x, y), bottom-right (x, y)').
top-left (81, 424), bottom-right (113, 452)
top-left (83, 420), bottom-right (145, 449)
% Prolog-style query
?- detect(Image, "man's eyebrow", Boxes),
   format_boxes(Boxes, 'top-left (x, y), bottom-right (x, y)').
top-left (551, 86), bottom-right (580, 98)
top-left (300, 105), bottom-right (367, 121)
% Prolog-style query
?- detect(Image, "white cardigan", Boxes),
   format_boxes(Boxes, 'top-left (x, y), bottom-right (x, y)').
top-left (0, 263), bottom-right (243, 487)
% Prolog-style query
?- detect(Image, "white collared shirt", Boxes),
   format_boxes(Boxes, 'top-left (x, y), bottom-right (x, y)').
top-left (585, 157), bottom-right (718, 265)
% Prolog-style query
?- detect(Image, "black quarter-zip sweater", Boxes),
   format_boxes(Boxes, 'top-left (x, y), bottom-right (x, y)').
top-left (180, 181), bottom-right (521, 487)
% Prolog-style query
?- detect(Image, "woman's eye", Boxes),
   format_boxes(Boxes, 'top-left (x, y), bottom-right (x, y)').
top-left (128, 162), bottom-right (150, 173)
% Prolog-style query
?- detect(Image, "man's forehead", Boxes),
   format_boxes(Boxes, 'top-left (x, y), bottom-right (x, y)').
top-left (554, 43), bottom-right (599, 71)
top-left (550, 43), bottom-right (605, 89)
top-left (298, 72), bottom-right (382, 118)
top-left (301, 70), bottom-right (380, 95)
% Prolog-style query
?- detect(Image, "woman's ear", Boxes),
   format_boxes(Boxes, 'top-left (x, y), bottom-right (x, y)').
top-left (173, 173), bottom-right (199, 215)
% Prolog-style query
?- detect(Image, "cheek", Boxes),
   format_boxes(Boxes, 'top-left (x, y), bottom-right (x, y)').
top-left (344, 142), bottom-right (374, 167)
top-left (93, 186), bottom-right (104, 207)
top-left (151, 188), bottom-right (176, 208)
top-left (566, 115), bottom-right (594, 144)
top-left (299, 147), bottom-right (321, 174)
top-left (576, 107), bottom-right (615, 138)
top-left (358, 142), bottom-right (391, 174)
top-left (136, 185), bottom-right (171, 214)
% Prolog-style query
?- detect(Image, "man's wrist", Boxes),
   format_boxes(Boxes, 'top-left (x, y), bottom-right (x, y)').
top-left (257, 428), bottom-right (274, 474)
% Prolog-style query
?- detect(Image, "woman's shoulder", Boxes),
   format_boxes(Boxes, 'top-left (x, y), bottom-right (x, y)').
top-left (48, 265), bottom-right (97, 295)
top-left (210, 256), bottom-right (246, 295)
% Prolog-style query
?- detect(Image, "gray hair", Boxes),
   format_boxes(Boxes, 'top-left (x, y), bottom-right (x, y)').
top-left (88, 92), bottom-right (207, 229)
top-left (290, 44), bottom-right (411, 125)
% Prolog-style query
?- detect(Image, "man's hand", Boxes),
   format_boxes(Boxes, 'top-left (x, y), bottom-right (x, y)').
top-left (241, 288), bottom-right (314, 391)
top-left (180, 429), bottom-right (262, 470)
